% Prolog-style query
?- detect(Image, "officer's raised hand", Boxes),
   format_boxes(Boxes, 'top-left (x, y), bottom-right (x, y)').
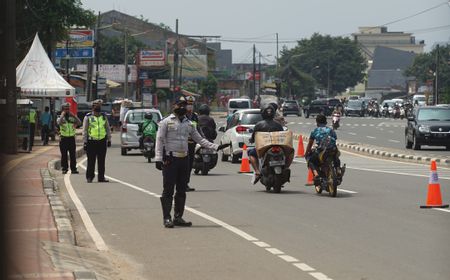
top-left (217, 143), bottom-right (231, 151)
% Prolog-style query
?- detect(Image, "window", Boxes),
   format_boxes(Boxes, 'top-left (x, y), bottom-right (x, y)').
top-left (229, 101), bottom-right (250, 109)
top-left (417, 109), bottom-right (450, 121)
top-left (240, 113), bottom-right (262, 125)
top-left (126, 111), bottom-right (160, 124)
top-left (227, 114), bottom-right (240, 129)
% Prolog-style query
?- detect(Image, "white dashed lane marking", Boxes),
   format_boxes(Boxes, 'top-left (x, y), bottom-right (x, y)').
top-left (366, 136), bottom-right (376, 139)
top-left (348, 132), bottom-right (356, 135)
top-left (388, 139), bottom-right (400, 143)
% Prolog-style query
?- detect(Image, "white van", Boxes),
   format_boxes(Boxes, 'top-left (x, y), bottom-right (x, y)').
top-left (412, 94), bottom-right (426, 106)
top-left (227, 98), bottom-right (251, 115)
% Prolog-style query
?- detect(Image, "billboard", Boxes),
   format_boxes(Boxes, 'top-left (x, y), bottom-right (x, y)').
top-left (76, 64), bottom-right (137, 82)
top-left (56, 30), bottom-right (94, 48)
top-left (139, 50), bottom-right (166, 67)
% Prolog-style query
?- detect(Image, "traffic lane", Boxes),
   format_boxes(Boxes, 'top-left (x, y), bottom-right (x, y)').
top-left (69, 148), bottom-right (312, 279)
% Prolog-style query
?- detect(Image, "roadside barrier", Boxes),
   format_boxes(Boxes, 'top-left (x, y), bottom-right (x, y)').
top-left (296, 134), bottom-right (305, 157)
top-left (238, 144), bottom-right (252, 173)
top-left (420, 160), bottom-right (449, 209)
top-left (305, 168), bottom-right (314, 186)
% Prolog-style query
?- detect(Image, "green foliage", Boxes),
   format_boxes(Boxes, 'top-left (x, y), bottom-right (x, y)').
top-left (200, 74), bottom-right (218, 100)
top-left (98, 33), bottom-right (147, 64)
top-left (16, 0), bottom-right (96, 60)
top-left (278, 33), bottom-right (366, 96)
top-left (406, 44), bottom-right (450, 102)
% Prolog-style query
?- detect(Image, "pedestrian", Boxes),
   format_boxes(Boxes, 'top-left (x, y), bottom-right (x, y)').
top-left (185, 95), bottom-right (199, 192)
top-left (57, 103), bottom-right (81, 174)
top-left (82, 99), bottom-right (112, 183)
top-left (28, 106), bottom-right (37, 151)
top-left (40, 106), bottom-right (52, 145)
top-left (155, 96), bottom-right (229, 228)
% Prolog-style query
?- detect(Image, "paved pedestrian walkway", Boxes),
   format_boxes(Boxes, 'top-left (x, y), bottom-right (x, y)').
top-left (2, 142), bottom-right (75, 280)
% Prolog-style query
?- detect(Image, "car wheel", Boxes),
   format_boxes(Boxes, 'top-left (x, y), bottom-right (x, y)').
top-left (405, 134), bottom-right (412, 149)
top-left (412, 133), bottom-right (421, 150)
top-left (121, 148), bottom-right (127, 155)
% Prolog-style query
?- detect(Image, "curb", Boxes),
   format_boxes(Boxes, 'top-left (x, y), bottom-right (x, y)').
top-left (42, 147), bottom-right (97, 280)
top-left (293, 133), bottom-right (450, 167)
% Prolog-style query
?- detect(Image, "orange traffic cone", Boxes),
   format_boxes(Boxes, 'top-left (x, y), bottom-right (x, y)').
top-left (305, 168), bottom-right (314, 186)
top-left (296, 134), bottom-right (305, 158)
top-left (420, 160), bottom-right (449, 209)
top-left (239, 144), bottom-right (252, 173)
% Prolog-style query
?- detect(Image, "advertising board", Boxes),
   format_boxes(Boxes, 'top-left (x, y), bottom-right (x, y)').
top-left (139, 50), bottom-right (165, 67)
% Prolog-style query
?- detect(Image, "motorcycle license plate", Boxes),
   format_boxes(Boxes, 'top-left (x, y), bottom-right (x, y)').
top-left (269, 160), bottom-right (284, 167)
top-left (203, 155), bottom-right (211, 162)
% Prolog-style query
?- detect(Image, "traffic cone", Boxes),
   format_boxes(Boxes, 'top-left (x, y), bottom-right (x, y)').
top-left (305, 168), bottom-right (314, 186)
top-left (296, 134), bottom-right (305, 158)
top-left (420, 160), bottom-right (449, 209)
top-left (239, 144), bottom-right (252, 173)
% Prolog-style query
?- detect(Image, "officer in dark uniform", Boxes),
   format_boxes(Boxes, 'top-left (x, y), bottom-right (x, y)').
top-left (185, 95), bottom-right (199, 192)
top-left (82, 99), bottom-right (112, 183)
top-left (155, 96), bottom-right (229, 228)
top-left (57, 103), bottom-right (81, 174)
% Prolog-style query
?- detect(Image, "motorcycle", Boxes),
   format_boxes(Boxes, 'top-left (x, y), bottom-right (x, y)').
top-left (399, 106), bottom-right (405, 119)
top-left (373, 106), bottom-right (380, 118)
top-left (393, 106), bottom-right (401, 119)
top-left (193, 144), bottom-right (218, 175)
top-left (259, 145), bottom-right (292, 193)
top-left (312, 149), bottom-right (346, 197)
top-left (141, 136), bottom-right (155, 163)
top-left (332, 113), bottom-right (340, 130)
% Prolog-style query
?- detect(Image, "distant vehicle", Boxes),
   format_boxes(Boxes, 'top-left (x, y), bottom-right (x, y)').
top-left (219, 109), bottom-right (262, 163)
top-left (227, 98), bottom-right (251, 115)
top-left (344, 100), bottom-right (364, 117)
top-left (348, 96), bottom-right (360, 100)
top-left (326, 98), bottom-right (342, 112)
top-left (303, 99), bottom-right (331, 118)
top-left (412, 94), bottom-right (426, 106)
top-left (405, 106), bottom-right (450, 150)
top-left (120, 108), bottom-right (162, 155)
top-left (381, 100), bottom-right (396, 117)
top-left (281, 100), bottom-right (301, 116)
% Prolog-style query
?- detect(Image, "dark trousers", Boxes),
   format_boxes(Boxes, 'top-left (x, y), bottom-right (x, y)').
top-left (161, 157), bottom-right (189, 219)
top-left (86, 139), bottom-right (107, 180)
top-left (187, 142), bottom-right (196, 184)
top-left (60, 137), bottom-right (77, 172)
top-left (41, 124), bottom-right (49, 145)
top-left (29, 124), bottom-right (35, 150)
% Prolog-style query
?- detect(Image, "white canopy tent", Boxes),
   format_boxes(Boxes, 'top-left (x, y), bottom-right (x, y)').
top-left (16, 33), bottom-right (75, 97)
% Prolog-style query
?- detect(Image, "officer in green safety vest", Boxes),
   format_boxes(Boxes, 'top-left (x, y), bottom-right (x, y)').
top-left (82, 99), bottom-right (111, 183)
top-left (28, 107), bottom-right (37, 151)
top-left (57, 103), bottom-right (81, 174)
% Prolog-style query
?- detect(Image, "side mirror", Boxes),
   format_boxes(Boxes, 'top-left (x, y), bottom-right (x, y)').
top-left (219, 126), bottom-right (226, 132)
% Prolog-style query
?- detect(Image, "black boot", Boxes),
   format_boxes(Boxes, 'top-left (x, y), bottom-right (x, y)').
top-left (173, 195), bottom-right (192, 227)
top-left (160, 197), bottom-right (174, 228)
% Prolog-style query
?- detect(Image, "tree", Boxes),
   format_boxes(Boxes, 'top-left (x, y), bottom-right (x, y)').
top-left (16, 0), bottom-right (96, 60)
top-left (98, 33), bottom-right (147, 64)
top-left (200, 74), bottom-right (218, 101)
top-left (278, 33), bottom-right (366, 97)
top-left (406, 44), bottom-right (450, 104)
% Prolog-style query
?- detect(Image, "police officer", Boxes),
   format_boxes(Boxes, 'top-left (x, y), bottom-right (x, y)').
top-left (155, 96), bottom-right (229, 228)
top-left (185, 95), bottom-right (199, 192)
top-left (82, 99), bottom-right (112, 183)
top-left (57, 103), bottom-right (81, 174)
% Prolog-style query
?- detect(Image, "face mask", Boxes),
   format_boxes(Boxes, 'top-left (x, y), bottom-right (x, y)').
top-left (94, 107), bottom-right (101, 112)
top-left (174, 107), bottom-right (187, 116)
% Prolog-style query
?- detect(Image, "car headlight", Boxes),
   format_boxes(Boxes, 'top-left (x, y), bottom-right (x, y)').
top-left (418, 125), bottom-right (430, 133)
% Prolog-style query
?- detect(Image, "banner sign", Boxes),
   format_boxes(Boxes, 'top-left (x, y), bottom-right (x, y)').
top-left (55, 48), bottom-right (94, 59)
top-left (56, 30), bottom-right (94, 48)
top-left (156, 79), bottom-right (170, 88)
top-left (139, 50), bottom-right (165, 67)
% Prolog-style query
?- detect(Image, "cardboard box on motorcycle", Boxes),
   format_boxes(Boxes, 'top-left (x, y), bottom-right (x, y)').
top-left (255, 131), bottom-right (294, 158)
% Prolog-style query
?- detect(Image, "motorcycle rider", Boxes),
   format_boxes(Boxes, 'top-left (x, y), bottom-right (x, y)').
top-left (197, 104), bottom-right (217, 142)
top-left (248, 104), bottom-right (293, 184)
top-left (305, 114), bottom-right (342, 185)
top-left (138, 112), bottom-right (158, 149)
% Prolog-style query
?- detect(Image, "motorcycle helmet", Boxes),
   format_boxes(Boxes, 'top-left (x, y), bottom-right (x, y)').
top-left (261, 104), bottom-right (275, 120)
top-left (144, 112), bottom-right (153, 120)
top-left (316, 114), bottom-right (327, 125)
top-left (198, 104), bottom-right (210, 116)
top-left (269, 102), bottom-right (279, 112)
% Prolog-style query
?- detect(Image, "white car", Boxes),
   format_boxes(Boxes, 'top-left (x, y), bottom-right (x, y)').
top-left (219, 109), bottom-right (262, 163)
top-left (120, 108), bottom-right (162, 155)
top-left (227, 98), bottom-right (252, 115)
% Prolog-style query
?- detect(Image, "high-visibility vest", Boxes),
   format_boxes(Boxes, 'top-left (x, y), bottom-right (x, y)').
top-left (29, 109), bottom-right (36, 124)
top-left (60, 118), bottom-right (76, 137)
top-left (88, 115), bottom-right (107, 140)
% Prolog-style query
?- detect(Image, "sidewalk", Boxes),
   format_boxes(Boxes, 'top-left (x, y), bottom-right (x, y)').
top-left (2, 142), bottom-right (75, 280)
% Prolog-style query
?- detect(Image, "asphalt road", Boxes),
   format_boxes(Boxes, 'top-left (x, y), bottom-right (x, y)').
top-left (65, 133), bottom-right (450, 280)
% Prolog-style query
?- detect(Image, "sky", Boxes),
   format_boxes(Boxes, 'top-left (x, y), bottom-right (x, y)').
top-left (81, 0), bottom-right (450, 64)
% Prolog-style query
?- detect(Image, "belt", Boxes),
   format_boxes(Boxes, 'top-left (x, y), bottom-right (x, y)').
top-left (167, 151), bottom-right (188, 158)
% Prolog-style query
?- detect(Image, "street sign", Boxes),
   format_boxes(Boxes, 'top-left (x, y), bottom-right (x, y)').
top-left (156, 79), bottom-right (170, 88)
top-left (139, 50), bottom-right (165, 67)
top-left (56, 30), bottom-right (94, 48)
top-left (143, 79), bottom-right (153, 87)
top-left (97, 77), bottom-right (107, 90)
top-left (55, 48), bottom-right (94, 59)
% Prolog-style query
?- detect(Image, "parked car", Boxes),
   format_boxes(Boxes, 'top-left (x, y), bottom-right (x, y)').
top-left (405, 106), bottom-right (450, 150)
top-left (281, 100), bottom-right (301, 116)
top-left (345, 100), bottom-right (365, 117)
top-left (120, 108), bottom-right (162, 155)
top-left (219, 109), bottom-right (262, 163)
top-left (412, 94), bottom-right (426, 106)
top-left (303, 99), bottom-right (331, 118)
top-left (227, 98), bottom-right (251, 115)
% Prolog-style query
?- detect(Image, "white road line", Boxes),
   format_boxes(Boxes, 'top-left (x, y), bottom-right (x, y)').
top-left (288, 122), bottom-right (295, 125)
top-left (294, 263), bottom-right (315, 272)
top-left (366, 136), bottom-right (376, 139)
top-left (67, 159), bottom-right (108, 251)
top-left (76, 160), bottom-right (331, 277)
top-left (310, 272), bottom-right (332, 280)
top-left (388, 139), bottom-right (400, 143)
top-left (353, 124), bottom-right (359, 127)
top-left (348, 132), bottom-right (356, 135)
top-left (369, 124), bottom-right (374, 127)
top-left (434, 208), bottom-right (450, 213)
top-left (345, 124), bottom-right (351, 126)
top-left (361, 124), bottom-right (367, 127)
top-left (298, 122), bottom-right (304, 125)
top-left (338, 189), bottom-right (358, 194)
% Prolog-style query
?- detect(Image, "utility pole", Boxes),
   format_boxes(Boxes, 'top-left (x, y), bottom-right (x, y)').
top-left (173, 19), bottom-right (179, 94)
top-left (327, 56), bottom-right (330, 97)
top-left (435, 44), bottom-right (439, 105)
top-left (253, 44), bottom-right (256, 99)
top-left (124, 30), bottom-right (128, 98)
top-left (258, 52), bottom-right (261, 97)
top-left (94, 11), bottom-right (100, 101)
top-left (276, 33), bottom-right (279, 72)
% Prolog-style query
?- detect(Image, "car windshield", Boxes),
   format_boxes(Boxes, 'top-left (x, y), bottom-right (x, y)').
top-left (415, 96), bottom-right (426, 101)
top-left (229, 101), bottom-right (250, 109)
top-left (284, 101), bottom-right (296, 104)
top-left (347, 101), bottom-right (362, 108)
top-left (126, 111), bottom-right (160, 124)
top-left (240, 113), bottom-right (263, 125)
top-left (417, 109), bottom-right (450, 121)
top-left (328, 99), bottom-right (340, 106)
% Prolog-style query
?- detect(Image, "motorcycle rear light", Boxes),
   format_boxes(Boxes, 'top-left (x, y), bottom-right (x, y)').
top-left (271, 146), bottom-right (282, 153)
top-left (235, 126), bottom-right (248, 133)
